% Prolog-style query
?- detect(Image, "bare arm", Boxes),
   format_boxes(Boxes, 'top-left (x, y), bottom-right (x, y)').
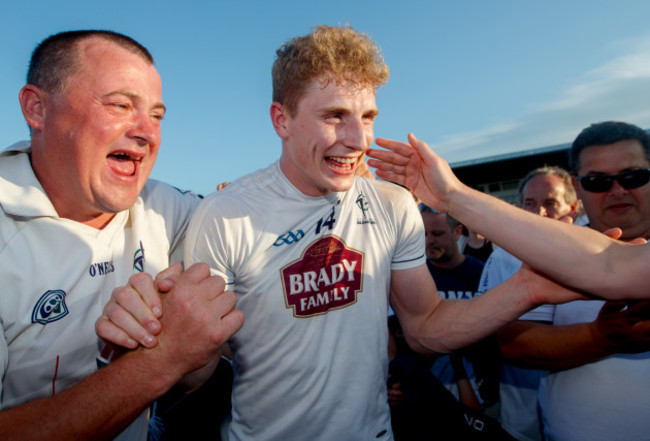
top-left (0, 348), bottom-right (180, 441)
top-left (389, 263), bottom-right (583, 355)
top-left (498, 300), bottom-right (650, 370)
top-left (0, 263), bottom-right (243, 440)
top-left (367, 134), bottom-right (650, 298)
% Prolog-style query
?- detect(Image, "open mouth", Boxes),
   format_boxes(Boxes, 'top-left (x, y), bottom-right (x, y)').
top-left (107, 152), bottom-right (142, 177)
top-left (326, 156), bottom-right (357, 173)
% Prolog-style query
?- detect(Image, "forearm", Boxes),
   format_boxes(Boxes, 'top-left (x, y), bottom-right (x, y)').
top-left (403, 270), bottom-right (537, 355)
top-left (497, 321), bottom-right (610, 370)
top-left (447, 186), bottom-right (643, 298)
top-left (0, 349), bottom-right (180, 441)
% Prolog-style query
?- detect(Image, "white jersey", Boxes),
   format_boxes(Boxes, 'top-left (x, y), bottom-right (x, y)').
top-left (0, 142), bottom-right (200, 440)
top-left (478, 247), bottom-right (553, 441)
top-left (539, 299), bottom-right (650, 441)
top-left (185, 161), bottom-right (426, 441)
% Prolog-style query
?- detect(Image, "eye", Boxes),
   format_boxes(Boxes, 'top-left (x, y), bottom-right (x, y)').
top-left (112, 102), bottom-right (130, 111)
top-left (363, 113), bottom-right (377, 123)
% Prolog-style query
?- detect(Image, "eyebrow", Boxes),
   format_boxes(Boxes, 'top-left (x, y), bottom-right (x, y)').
top-left (103, 90), bottom-right (166, 114)
top-left (320, 106), bottom-right (379, 116)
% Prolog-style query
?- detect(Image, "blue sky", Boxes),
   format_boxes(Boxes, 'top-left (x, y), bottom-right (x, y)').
top-left (2, 0), bottom-right (650, 196)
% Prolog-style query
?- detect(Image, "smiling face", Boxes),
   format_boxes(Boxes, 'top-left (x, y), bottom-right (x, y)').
top-left (25, 37), bottom-right (165, 228)
top-left (273, 78), bottom-right (378, 197)
top-left (575, 140), bottom-right (650, 240)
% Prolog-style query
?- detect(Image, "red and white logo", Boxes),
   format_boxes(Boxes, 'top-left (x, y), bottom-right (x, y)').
top-left (281, 236), bottom-right (364, 317)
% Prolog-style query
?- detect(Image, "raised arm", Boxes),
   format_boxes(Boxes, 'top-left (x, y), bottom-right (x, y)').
top-left (367, 134), bottom-right (650, 298)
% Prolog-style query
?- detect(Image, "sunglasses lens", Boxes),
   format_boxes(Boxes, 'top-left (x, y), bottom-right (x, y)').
top-left (580, 176), bottom-right (612, 192)
top-left (619, 169), bottom-right (650, 190)
top-left (580, 169), bottom-right (650, 192)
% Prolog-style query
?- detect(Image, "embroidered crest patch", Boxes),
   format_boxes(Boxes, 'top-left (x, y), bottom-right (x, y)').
top-left (32, 290), bottom-right (69, 325)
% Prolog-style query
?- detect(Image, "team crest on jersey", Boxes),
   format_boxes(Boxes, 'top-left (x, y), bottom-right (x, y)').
top-left (355, 193), bottom-right (376, 225)
top-left (32, 290), bottom-right (69, 325)
top-left (281, 236), bottom-right (363, 318)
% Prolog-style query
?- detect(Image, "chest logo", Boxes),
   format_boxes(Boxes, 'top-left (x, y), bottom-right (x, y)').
top-left (356, 193), bottom-right (376, 225)
top-left (32, 290), bottom-right (69, 325)
top-left (281, 236), bottom-right (363, 318)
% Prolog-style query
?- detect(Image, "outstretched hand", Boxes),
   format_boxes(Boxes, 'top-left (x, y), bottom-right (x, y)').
top-left (366, 133), bottom-right (464, 212)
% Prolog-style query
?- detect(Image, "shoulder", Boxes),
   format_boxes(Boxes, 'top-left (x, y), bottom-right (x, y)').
top-left (485, 247), bottom-right (521, 268)
top-left (137, 179), bottom-right (202, 215)
top-left (463, 254), bottom-right (485, 272)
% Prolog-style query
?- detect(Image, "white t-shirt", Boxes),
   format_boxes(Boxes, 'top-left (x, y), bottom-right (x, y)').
top-left (478, 247), bottom-right (552, 441)
top-left (184, 161), bottom-right (426, 441)
top-left (0, 142), bottom-right (200, 440)
top-left (539, 299), bottom-right (650, 441)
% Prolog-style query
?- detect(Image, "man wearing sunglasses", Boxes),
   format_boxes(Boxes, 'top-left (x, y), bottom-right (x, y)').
top-left (532, 121), bottom-right (650, 441)
top-left (369, 121), bottom-right (650, 441)
top-left (571, 121), bottom-right (650, 241)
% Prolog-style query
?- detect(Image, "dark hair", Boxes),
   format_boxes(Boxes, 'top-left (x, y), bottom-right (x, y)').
top-left (569, 121), bottom-right (650, 174)
top-left (27, 30), bottom-right (154, 93)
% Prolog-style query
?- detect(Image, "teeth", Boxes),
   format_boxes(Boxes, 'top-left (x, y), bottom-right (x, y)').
top-left (111, 153), bottom-right (140, 161)
top-left (329, 157), bottom-right (357, 164)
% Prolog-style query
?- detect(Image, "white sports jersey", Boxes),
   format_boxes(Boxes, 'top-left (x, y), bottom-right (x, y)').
top-left (0, 142), bottom-right (200, 440)
top-left (539, 299), bottom-right (650, 441)
top-left (185, 161), bottom-right (426, 441)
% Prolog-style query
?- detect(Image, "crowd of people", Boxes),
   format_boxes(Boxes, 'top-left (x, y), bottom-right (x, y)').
top-left (1, 24), bottom-right (648, 441)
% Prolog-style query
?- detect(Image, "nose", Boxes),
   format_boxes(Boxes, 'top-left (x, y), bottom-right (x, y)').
top-left (128, 111), bottom-right (160, 147)
top-left (609, 179), bottom-right (628, 197)
top-left (342, 117), bottom-right (371, 151)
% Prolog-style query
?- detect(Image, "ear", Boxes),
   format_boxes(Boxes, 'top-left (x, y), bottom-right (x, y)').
top-left (571, 176), bottom-right (582, 198)
top-left (19, 85), bottom-right (47, 133)
top-left (453, 224), bottom-right (463, 241)
top-left (270, 102), bottom-right (290, 139)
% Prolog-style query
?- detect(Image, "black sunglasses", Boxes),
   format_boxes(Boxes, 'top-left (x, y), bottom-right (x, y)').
top-left (577, 168), bottom-right (650, 193)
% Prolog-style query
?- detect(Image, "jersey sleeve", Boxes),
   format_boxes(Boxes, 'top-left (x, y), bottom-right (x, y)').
top-left (139, 180), bottom-right (202, 265)
top-left (183, 194), bottom-right (234, 287)
top-left (390, 187), bottom-right (426, 271)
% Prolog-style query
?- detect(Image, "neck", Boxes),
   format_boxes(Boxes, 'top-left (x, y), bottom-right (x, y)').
top-left (430, 253), bottom-right (466, 270)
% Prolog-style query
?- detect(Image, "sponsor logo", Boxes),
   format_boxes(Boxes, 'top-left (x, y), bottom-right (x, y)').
top-left (89, 261), bottom-right (115, 277)
top-left (32, 290), bottom-right (69, 325)
top-left (356, 193), bottom-right (376, 225)
top-left (274, 229), bottom-right (305, 247)
top-left (281, 236), bottom-right (363, 317)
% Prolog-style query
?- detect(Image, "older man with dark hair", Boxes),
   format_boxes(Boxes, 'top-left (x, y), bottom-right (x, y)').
top-left (0, 30), bottom-right (242, 440)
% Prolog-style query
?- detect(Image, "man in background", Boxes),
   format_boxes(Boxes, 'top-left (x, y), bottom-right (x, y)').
top-left (479, 165), bottom-right (579, 441)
